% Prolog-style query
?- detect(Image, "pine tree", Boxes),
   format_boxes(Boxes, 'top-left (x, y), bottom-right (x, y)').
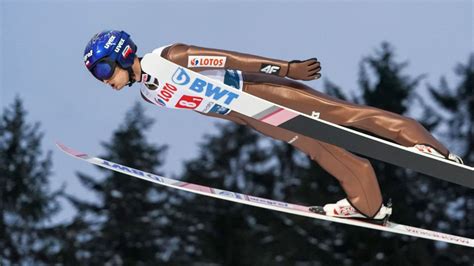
top-left (265, 138), bottom-right (351, 265)
top-left (355, 42), bottom-right (434, 265)
top-left (179, 120), bottom-right (350, 265)
top-left (180, 122), bottom-right (274, 265)
top-left (0, 97), bottom-right (60, 265)
top-left (60, 103), bottom-right (198, 264)
top-left (324, 43), bottom-right (473, 264)
top-left (426, 54), bottom-right (474, 264)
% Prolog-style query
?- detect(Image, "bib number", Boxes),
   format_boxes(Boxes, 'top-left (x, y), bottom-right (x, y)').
top-left (175, 95), bottom-right (203, 109)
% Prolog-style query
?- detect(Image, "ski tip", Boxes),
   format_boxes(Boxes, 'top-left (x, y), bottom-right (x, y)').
top-left (55, 142), bottom-right (89, 158)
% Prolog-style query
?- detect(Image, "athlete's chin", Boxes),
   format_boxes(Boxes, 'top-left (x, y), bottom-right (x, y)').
top-left (114, 84), bottom-right (127, 91)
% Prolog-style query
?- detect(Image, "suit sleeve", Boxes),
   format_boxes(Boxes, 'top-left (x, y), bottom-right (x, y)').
top-left (161, 43), bottom-right (289, 77)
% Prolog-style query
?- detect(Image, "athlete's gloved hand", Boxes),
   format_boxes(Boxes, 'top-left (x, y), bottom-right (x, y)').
top-left (287, 58), bottom-right (321, 80)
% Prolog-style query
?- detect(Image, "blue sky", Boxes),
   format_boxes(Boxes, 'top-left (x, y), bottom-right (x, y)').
top-left (1, 0), bottom-right (472, 222)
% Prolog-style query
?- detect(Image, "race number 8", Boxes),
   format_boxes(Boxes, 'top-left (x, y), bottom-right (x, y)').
top-left (175, 95), bottom-right (203, 109)
top-left (179, 100), bottom-right (197, 108)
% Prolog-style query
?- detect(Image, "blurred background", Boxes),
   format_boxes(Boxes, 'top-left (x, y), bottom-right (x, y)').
top-left (1, 0), bottom-right (473, 265)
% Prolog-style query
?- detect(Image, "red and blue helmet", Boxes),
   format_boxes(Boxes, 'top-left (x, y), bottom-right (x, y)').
top-left (84, 30), bottom-right (137, 81)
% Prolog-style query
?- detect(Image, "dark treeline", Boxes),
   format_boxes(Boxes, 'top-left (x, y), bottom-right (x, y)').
top-left (1, 43), bottom-right (472, 265)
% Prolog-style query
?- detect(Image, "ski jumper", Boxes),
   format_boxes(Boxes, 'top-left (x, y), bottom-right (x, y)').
top-left (141, 44), bottom-right (450, 217)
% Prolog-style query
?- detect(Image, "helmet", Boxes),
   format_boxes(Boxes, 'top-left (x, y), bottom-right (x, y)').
top-left (83, 30), bottom-right (137, 82)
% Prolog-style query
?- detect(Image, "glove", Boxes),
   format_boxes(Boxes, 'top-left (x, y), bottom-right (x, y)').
top-left (287, 58), bottom-right (321, 81)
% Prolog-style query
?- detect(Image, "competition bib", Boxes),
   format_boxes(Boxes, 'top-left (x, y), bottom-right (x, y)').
top-left (140, 45), bottom-right (242, 115)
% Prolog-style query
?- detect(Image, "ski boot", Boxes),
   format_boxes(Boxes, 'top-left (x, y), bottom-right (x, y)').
top-left (411, 144), bottom-right (464, 165)
top-left (309, 198), bottom-right (392, 226)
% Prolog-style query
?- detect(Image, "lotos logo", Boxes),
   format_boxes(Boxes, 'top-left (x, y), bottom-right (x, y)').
top-left (104, 35), bottom-right (116, 49)
top-left (188, 56), bottom-right (226, 68)
top-left (155, 83), bottom-right (178, 106)
top-left (171, 68), bottom-right (239, 105)
top-left (114, 38), bottom-right (125, 53)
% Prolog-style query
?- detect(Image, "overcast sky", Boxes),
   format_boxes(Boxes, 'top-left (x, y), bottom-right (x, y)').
top-left (1, 0), bottom-right (472, 222)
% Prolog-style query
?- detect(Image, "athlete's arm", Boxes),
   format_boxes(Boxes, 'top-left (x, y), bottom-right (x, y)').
top-left (161, 43), bottom-right (321, 81)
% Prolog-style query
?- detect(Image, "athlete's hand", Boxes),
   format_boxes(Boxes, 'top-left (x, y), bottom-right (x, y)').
top-left (287, 58), bottom-right (321, 81)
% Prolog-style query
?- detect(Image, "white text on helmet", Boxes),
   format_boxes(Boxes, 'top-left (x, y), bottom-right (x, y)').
top-left (104, 35), bottom-right (116, 49)
top-left (115, 38), bottom-right (125, 53)
top-left (83, 50), bottom-right (93, 61)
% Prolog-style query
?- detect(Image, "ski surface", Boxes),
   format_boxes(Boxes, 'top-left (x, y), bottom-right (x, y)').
top-left (57, 142), bottom-right (473, 247)
top-left (140, 53), bottom-right (474, 189)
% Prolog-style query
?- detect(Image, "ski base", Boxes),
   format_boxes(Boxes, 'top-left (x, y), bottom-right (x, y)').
top-left (57, 142), bottom-right (474, 248)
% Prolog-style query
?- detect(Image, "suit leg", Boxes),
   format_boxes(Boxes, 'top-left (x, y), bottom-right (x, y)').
top-left (291, 135), bottom-right (383, 217)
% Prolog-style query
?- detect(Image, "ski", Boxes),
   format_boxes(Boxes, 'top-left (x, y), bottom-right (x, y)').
top-left (57, 142), bottom-right (473, 247)
top-left (140, 53), bottom-right (474, 189)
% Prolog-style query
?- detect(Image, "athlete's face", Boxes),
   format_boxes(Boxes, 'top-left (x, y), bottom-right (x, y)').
top-left (103, 66), bottom-right (129, 91)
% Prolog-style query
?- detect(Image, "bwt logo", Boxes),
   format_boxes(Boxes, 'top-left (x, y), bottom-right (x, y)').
top-left (171, 67), bottom-right (239, 105)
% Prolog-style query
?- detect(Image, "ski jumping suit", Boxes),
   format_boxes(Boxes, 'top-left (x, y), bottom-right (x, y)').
top-left (144, 44), bottom-right (450, 217)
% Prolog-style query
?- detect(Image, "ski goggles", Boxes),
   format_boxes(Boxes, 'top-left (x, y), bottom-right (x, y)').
top-left (90, 57), bottom-right (117, 81)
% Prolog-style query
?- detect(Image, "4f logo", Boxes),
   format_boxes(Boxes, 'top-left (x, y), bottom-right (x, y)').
top-left (260, 64), bottom-right (280, 75)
